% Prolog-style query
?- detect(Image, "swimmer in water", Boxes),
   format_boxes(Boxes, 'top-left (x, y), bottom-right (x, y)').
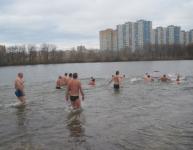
top-left (160, 74), bottom-right (171, 82)
top-left (66, 73), bottom-right (73, 85)
top-left (109, 71), bottom-right (124, 89)
top-left (66, 73), bottom-right (84, 109)
top-left (176, 74), bottom-right (180, 84)
top-left (88, 77), bottom-right (96, 86)
top-left (15, 73), bottom-right (26, 105)
top-left (144, 73), bottom-right (154, 82)
top-left (63, 73), bottom-right (68, 86)
top-left (56, 76), bottom-right (63, 89)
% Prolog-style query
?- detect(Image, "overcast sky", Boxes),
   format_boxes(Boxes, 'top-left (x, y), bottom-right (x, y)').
top-left (0, 0), bottom-right (193, 49)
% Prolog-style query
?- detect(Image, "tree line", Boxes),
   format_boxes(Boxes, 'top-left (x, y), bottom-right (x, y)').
top-left (0, 43), bottom-right (193, 66)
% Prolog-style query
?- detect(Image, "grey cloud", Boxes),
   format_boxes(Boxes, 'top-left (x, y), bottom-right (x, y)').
top-left (0, 0), bottom-right (192, 48)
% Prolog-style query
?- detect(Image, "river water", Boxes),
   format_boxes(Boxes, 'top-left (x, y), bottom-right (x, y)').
top-left (0, 60), bottom-right (193, 150)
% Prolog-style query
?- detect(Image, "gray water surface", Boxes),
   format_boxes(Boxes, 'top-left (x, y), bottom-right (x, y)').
top-left (0, 61), bottom-right (193, 150)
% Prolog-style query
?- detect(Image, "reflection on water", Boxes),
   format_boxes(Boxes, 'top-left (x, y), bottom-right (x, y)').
top-left (67, 108), bottom-right (85, 137)
top-left (1, 61), bottom-right (193, 150)
top-left (16, 105), bottom-right (27, 129)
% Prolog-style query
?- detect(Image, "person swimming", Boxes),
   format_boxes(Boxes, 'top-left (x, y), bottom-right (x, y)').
top-left (56, 76), bottom-right (63, 89)
top-left (88, 77), bottom-right (96, 86)
top-left (160, 74), bottom-right (171, 82)
top-left (144, 73), bottom-right (154, 82)
top-left (66, 73), bottom-right (84, 109)
top-left (109, 71), bottom-right (124, 89)
top-left (176, 74), bottom-right (180, 84)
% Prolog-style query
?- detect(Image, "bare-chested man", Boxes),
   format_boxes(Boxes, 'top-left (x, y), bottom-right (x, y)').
top-left (66, 73), bottom-right (84, 109)
top-left (56, 76), bottom-right (63, 89)
top-left (160, 74), bottom-right (171, 82)
top-left (66, 73), bottom-right (73, 85)
top-left (15, 73), bottom-right (26, 105)
top-left (109, 71), bottom-right (123, 89)
top-left (144, 73), bottom-right (154, 82)
top-left (62, 73), bottom-right (68, 86)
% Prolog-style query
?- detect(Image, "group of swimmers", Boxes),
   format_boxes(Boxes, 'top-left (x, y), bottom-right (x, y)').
top-left (14, 70), bottom-right (181, 109)
top-left (55, 73), bottom-right (85, 109)
top-left (56, 73), bottom-right (96, 89)
top-left (144, 73), bottom-right (181, 84)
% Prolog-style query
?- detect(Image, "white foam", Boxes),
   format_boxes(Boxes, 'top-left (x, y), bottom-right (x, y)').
top-left (4, 102), bottom-right (23, 108)
top-left (130, 77), bottom-right (141, 83)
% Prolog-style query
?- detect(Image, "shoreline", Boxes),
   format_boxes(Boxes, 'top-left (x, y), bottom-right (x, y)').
top-left (0, 58), bottom-right (193, 67)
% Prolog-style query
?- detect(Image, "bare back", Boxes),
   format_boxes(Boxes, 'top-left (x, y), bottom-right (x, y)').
top-left (68, 79), bottom-right (81, 96)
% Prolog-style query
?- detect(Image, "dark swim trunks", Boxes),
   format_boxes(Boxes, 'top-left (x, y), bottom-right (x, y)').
top-left (15, 90), bottom-right (24, 97)
top-left (56, 87), bottom-right (61, 89)
top-left (70, 96), bottom-right (79, 102)
top-left (114, 84), bottom-right (120, 89)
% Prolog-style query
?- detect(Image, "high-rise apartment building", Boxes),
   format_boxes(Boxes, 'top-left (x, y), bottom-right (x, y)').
top-left (116, 20), bottom-right (152, 51)
top-left (112, 30), bottom-right (118, 51)
top-left (155, 27), bottom-right (167, 45)
top-left (189, 30), bottom-right (193, 44)
top-left (100, 29), bottom-right (115, 51)
top-left (136, 20), bottom-right (152, 50)
top-left (180, 31), bottom-right (186, 45)
top-left (117, 24), bottom-right (125, 50)
top-left (166, 25), bottom-right (181, 45)
top-left (151, 29), bottom-right (156, 45)
top-left (99, 19), bottom-right (192, 52)
top-left (185, 31), bottom-right (190, 45)
top-left (125, 22), bottom-right (137, 52)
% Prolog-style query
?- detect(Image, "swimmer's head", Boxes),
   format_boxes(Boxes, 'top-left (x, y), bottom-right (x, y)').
top-left (116, 71), bottom-right (119, 75)
top-left (65, 73), bottom-right (68, 76)
top-left (18, 72), bottom-right (23, 78)
top-left (73, 73), bottom-right (78, 79)
top-left (69, 73), bottom-right (72, 77)
top-left (163, 74), bottom-right (166, 77)
top-left (147, 75), bottom-right (150, 78)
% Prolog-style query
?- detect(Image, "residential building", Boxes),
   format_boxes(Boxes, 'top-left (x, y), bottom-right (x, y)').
top-left (166, 25), bottom-right (181, 45)
top-left (117, 24), bottom-right (126, 50)
top-left (189, 30), bottom-right (193, 44)
top-left (136, 20), bottom-right (152, 50)
top-left (99, 28), bottom-right (114, 50)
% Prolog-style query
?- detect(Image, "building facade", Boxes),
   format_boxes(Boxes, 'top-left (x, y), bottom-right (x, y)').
top-left (100, 29), bottom-right (114, 51)
top-left (166, 25), bottom-right (181, 45)
top-left (99, 19), bottom-right (192, 52)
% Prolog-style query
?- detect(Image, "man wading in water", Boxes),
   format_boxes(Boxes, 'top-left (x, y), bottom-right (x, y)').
top-left (15, 72), bottom-right (26, 105)
top-left (109, 71), bottom-right (124, 90)
top-left (66, 73), bottom-right (84, 109)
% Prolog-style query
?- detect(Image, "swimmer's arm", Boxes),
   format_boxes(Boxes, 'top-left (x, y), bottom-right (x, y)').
top-left (65, 85), bottom-right (70, 101)
top-left (79, 83), bottom-right (84, 100)
top-left (108, 78), bottom-right (113, 84)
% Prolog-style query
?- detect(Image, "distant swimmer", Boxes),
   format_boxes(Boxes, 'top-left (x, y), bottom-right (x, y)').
top-left (160, 74), bottom-right (171, 82)
top-left (66, 73), bottom-right (73, 85)
top-left (56, 76), bottom-right (63, 89)
top-left (88, 77), bottom-right (96, 86)
top-left (144, 73), bottom-right (154, 82)
top-left (66, 73), bottom-right (84, 109)
top-left (109, 71), bottom-right (124, 89)
top-left (176, 74), bottom-right (180, 84)
top-left (15, 73), bottom-right (26, 105)
top-left (63, 73), bottom-right (68, 86)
